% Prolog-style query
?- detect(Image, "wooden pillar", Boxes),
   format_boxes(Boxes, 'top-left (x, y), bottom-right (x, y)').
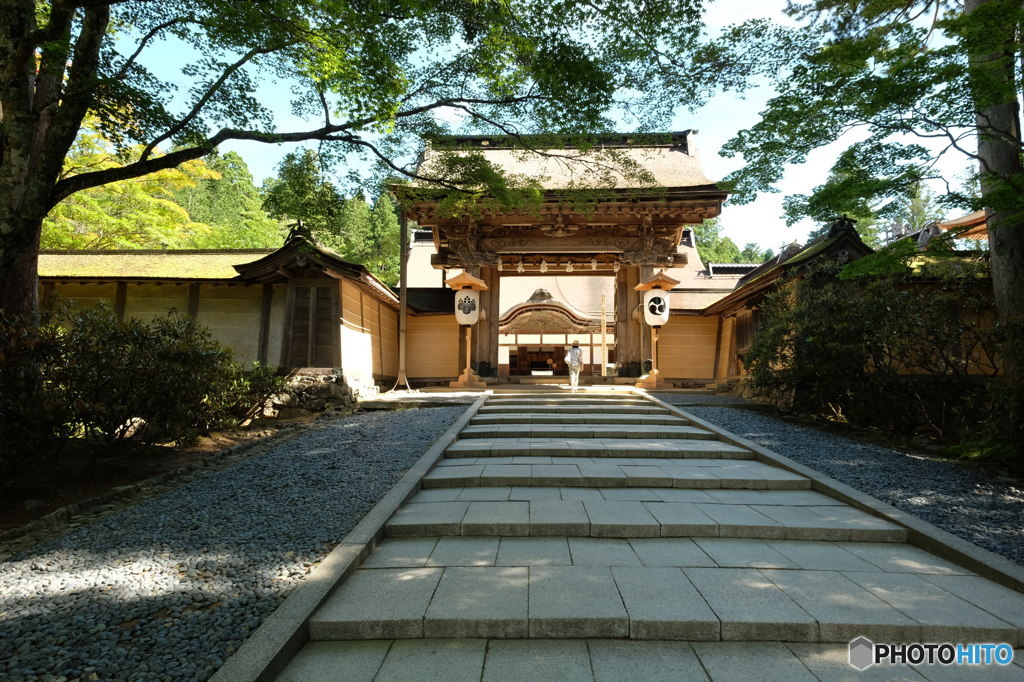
top-left (394, 212), bottom-right (412, 390)
top-left (41, 282), bottom-right (54, 312)
top-left (614, 266), bottom-right (644, 375)
top-left (114, 282), bottom-right (127, 321)
top-left (712, 315), bottom-right (724, 380)
top-left (472, 265), bottom-right (500, 376)
top-left (186, 283), bottom-right (200, 319)
top-left (257, 283), bottom-right (273, 365)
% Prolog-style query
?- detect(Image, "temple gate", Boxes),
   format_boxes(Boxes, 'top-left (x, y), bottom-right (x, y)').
top-left (401, 133), bottom-right (727, 380)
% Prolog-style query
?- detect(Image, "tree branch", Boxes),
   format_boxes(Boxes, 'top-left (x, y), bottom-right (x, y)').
top-left (51, 92), bottom-right (552, 206)
top-left (114, 18), bottom-right (184, 80)
top-left (139, 44), bottom-right (283, 161)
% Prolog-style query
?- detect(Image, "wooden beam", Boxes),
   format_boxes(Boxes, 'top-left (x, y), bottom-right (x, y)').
top-left (712, 315), bottom-right (724, 380)
top-left (258, 283), bottom-right (273, 365)
top-left (280, 285), bottom-right (296, 367)
top-left (114, 282), bottom-right (127, 320)
top-left (187, 283), bottom-right (200, 319)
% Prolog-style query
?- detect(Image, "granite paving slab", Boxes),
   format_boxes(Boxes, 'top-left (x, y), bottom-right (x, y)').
top-left (472, 413), bottom-right (692, 425)
top-left (528, 566), bottom-right (629, 638)
top-left (481, 640), bottom-right (593, 682)
top-left (763, 569), bottom-right (921, 641)
top-left (682, 567), bottom-right (818, 641)
top-left (842, 571), bottom-right (1019, 644)
top-left (691, 642), bottom-right (819, 682)
top-left (375, 639), bottom-right (487, 682)
top-left (588, 640), bottom-right (709, 682)
top-left (612, 566), bottom-right (720, 640)
top-left (309, 568), bottom-right (443, 640)
top-left (423, 567), bottom-right (529, 638)
top-left (495, 537), bottom-right (573, 566)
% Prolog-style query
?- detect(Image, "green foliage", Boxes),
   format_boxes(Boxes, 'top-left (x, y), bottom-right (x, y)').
top-left (60, 306), bottom-right (238, 445)
top-left (694, 219), bottom-right (751, 265)
top-left (0, 309), bottom-right (76, 477)
top-left (43, 0), bottom-right (710, 198)
top-left (740, 243), bottom-right (774, 263)
top-left (260, 152), bottom-right (406, 283)
top-left (365, 193), bottom-right (403, 285)
top-left (260, 150), bottom-right (344, 235)
top-left (41, 126), bottom-right (218, 249)
top-left (703, 2), bottom-right (1023, 220)
top-left (746, 259), bottom-right (1001, 445)
top-left (0, 306), bottom-right (284, 480)
top-left (174, 152), bottom-right (285, 248)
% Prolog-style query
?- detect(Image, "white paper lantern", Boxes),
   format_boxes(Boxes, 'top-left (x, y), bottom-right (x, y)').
top-left (644, 289), bottom-right (670, 327)
top-left (454, 289), bottom-right (480, 326)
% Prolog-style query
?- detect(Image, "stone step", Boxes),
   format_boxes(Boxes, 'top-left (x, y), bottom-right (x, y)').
top-left (383, 498), bottom-right (907, 542)
top-left (478, 404), bottom-right (672, 415)
top-left (307, 562), bottom-right (1022, 644)
top-left (415, 487), bottom-right (830, 504)
top-left (424, 459), bottom-right (810, 490)
top-left (459, 424), bottom-right (717, 440)
top-left (279, 638), bottom-right (1024, 681)
top-left (486, 396), bottom-right (652, 406)
top-left (445, 438), bottom-right (752, 459)
top-left (471, 413), bottom-right (692, 426)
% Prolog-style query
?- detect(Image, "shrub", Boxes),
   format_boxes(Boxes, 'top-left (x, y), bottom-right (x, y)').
top-left (745, 258), bottom-right (999, 444)
top-left (0, 309), bottom-right (75, 476)
top-left (208, 360), bottom-right (284, 423)
top-left (1, 305), bottom-right (285, 482)
top-left (61, 305), bottom-right (258, 445)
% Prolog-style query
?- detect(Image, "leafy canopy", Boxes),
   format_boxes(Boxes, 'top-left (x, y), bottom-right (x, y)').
top-left (705, 1), bottom-right (1023, 219)
top-left (260, 150), bottom-right (405, 284)
top-left (44, 0), bottom-right (713, 207)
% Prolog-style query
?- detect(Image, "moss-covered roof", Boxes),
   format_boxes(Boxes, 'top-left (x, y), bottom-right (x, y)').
top-left (38, 250), bottom-right (273, 280)
top-left (703, 222), bottom-right (875, 316)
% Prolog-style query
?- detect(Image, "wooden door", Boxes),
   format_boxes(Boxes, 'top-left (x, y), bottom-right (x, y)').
top-left (284, 283), bottom-right (338, 367)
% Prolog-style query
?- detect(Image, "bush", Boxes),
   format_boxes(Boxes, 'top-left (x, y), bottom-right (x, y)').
top-left (61, 306), bottom-right (288, 445)
top-left (208, 360), bottom-right (284, 423)
top-left (0, 309), bottom-right (75, 476)
top-left (745, 258), bottom-right (999, 444)
top-left (0, 305), bottom-right (285, 481)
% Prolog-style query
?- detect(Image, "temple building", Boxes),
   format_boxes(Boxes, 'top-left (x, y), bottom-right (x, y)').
top-left (36, 132), bottom-right (870, 392)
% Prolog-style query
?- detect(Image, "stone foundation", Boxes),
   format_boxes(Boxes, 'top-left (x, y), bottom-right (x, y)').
top-left (262, 369), bottom-right (380, 419)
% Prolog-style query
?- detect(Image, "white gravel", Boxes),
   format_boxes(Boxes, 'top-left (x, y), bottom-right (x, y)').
top-left (0, 406), bottom-right (466, 682)
top-left (662, 400), bottom-right (1024, 569)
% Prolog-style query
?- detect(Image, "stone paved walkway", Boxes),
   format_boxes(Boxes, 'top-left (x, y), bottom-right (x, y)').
top-left (276, 391), bottom-right (1024, 680)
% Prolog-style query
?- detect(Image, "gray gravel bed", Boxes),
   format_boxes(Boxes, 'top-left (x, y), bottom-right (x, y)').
top-left (0, 406), bottom-right (466, 682)
top-left (683, 405), bottom-right (1024, 568)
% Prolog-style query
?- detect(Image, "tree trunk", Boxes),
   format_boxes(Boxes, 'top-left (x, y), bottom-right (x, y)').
top-left (965, 0), bottom-right (1024, 451)
top-left (1, 2), bottom-right (108, 317)
top-left (0, 214), bottom-right (43, 317)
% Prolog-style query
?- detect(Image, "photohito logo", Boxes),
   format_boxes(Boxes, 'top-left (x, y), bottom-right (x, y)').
top-left (849, 637), bottom-right (1015, 670)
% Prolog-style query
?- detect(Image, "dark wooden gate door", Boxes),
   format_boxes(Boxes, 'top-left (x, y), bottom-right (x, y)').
top-left (285, 283), bottom-right (338, 367)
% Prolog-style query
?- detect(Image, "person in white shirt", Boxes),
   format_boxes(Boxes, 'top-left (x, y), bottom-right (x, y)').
top-left (565, 342), bottom-right (583, 393)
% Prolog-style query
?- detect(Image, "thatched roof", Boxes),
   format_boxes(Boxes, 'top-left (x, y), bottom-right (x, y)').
top-left (414, 132), bottom-right (718, 192)
top-left (38, 250), bottom-right (271, 280)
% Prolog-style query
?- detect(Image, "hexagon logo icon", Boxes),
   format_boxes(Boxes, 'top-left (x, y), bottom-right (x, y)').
top-left (849, 636), bottom-right (875, 670)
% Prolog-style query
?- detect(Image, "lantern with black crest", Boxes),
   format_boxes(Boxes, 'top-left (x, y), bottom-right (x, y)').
top-left (446, 271), bottom-right (489, 388)
top-left (635, 270), bottom-right (680, 388)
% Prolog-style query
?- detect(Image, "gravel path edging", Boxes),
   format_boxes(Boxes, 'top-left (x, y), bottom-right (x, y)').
top-left (642, 391), bottom-right (1024, 593)
top-left (209, 394), bottom-right (487, 682)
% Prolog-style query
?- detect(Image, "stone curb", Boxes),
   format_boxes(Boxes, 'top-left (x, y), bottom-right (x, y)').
top-left (642, 390), bottom-right (1024, 593)
top-left (0, 427), bottom-right (293, 546)
top-left (209, 394), bottom-right (488, 682)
